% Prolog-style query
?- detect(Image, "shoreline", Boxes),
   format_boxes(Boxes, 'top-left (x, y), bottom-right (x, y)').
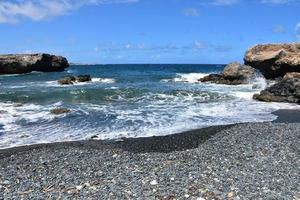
top-left (0, 120), bottom-right (299, 198)
top-left (1, 108), bottom-right (300, 157)
top-left (0, 124), bottom-right (233, 158)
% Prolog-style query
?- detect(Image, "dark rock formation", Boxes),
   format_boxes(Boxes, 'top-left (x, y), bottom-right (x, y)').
top-left (253, 72), bottom-right (300, 103)
top-left (76, 75), bottom-right (91, 82)
top-left (200, 74), bottom-right (223, 83)
top-left (50, 108), bottom-right (71, 115)
top-left (199, 62), bottom-right (256, 85)
top-left (0, 54), bottom-right (69, 74)
top-left (244, 43), bottom-right (300, 79)
top-left (57, 76), bottom-right (76, 85)
top-left (57, 75), bottom-right (92, 85)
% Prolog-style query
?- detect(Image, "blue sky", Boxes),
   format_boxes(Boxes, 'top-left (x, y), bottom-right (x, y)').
top-left (0, 0), bottom-right (300, 64)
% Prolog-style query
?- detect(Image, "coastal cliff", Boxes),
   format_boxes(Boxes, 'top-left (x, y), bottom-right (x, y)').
top-left (244, 43), bottom-right (300, 79)
top-left (0, 54), bottom-right (69, 74)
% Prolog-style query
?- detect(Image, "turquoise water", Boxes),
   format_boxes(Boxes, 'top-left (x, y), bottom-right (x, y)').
top-left (0, 64), bottom-right (298, 148)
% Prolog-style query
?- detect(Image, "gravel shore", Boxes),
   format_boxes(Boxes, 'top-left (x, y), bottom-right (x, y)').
top-left (0, 122), bottom-right (299, 200)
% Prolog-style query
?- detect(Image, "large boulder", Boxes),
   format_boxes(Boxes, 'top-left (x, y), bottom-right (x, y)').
top-left (244, 43), bottom-right (300, 79)
top-left (0, 53), bottom-right (69, 74)
top-left (199, 62), bottom-right (256, 85)
top-left (223, 62), bottom-right (255, 80)
top-left (253, 72), bottom-right (300, 103)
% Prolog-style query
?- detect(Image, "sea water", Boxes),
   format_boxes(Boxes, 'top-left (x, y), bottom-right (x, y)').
top-left (0, 64), bottom-right (298, 148)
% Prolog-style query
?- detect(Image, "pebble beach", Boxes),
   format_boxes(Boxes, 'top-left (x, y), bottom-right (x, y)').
top-left (0, 114), bottom-right (299, 199)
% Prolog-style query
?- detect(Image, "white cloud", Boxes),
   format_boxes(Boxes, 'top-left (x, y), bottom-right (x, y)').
top-left (183, 8), bottom-right (199, 17)
top-left (0, 0), bottom-right (138, 24)
top-left (211, 0), bottom-right (240, 5)
top-left (272, 25), bottom-right (285, 33)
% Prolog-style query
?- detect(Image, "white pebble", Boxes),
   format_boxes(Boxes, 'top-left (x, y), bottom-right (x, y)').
top-left (150, 180), bottom-right (158, 185)
top-left (76, 185), bottom-right (83, 190)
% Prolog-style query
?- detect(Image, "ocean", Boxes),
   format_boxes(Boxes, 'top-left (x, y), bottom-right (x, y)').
top-left (0, 64), bottom-right (298, 148)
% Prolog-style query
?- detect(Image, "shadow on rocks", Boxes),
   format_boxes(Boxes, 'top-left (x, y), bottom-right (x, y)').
top-left (0, 125), bottom-right (234, 157)
top-left (97, 124), bottom-right (233, 153)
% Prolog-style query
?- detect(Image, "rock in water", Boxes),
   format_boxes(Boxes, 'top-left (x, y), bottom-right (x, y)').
top-left (200, 74), bottom-right (223, 83)
top-left (244, 43), bottom-right (300, 79)
top-left (253, 72), bottom-right (300, 103)
top-left (57, 76), bottom-right (76, 85)
top-left (223, 62), bottom-right (255, 80)
top-left (76, 75), bottom-right (92, 82)
top-left (0, 54), bottom-right (69, 74)
top-left (50, 108), bottom-right (71, 115)
top-left (199, 62), bottom-right (255, 85)
top-left (57, 75), bottom-right (92, 85)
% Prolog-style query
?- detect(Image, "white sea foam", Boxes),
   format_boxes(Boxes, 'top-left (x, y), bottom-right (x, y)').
top-left (174, 73), bottom-right (208, 83)
top-left (161, 73), bottom-right (209, 83)
top-left (0, 102), bottom-right (55, 133)
top-left (1, 70), bottom-right (300, 149)
top-left (0, 95), bottom-right (299, 149)
top-left (43, 78), bottom-right (116, 87)
top-left (91, 78), bottom-right (115, 83)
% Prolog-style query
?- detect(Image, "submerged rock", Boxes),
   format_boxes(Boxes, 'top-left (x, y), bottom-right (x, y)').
top-left (244, 43), bottom-right (300, 79)
top-left (0, 53), bottom-right (69, 74)
top-left (199, 62), bottom-right (255, 85)
top-left (253, 72), bottom-right (300, 103)
top-left (50, 108), bottom-right (71, 115)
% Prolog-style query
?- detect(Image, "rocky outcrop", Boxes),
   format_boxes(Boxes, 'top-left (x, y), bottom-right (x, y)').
top-left (76, 75), bottom-right (92, 82)
top-left (253, 72), bottom-right (300, 103)
top-left (57, 75), bottom-right (92, 85)
top-left (50, 108), bottom-right (71, 115)
top-left (58, 76), bottom-right (76, 85)
top-left (244, 43), bottom-right (300, 79)
top-left (0, 54), bottom-right (69, 74)
top-left (199, 62), bottom-right (256, 85)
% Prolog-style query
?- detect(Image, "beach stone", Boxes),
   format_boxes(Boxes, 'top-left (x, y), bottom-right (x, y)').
top-left (199, 62), bottom-right (255, 85)
top-left (90, 135), bottom-right (98, 139)
top-left (0, 122), bottom-right (299, 199)
top-left (244, 43), bottom-right (300, 79)
top-left (57, 76), bottom-right (76, 85)
top-left (76, 75), bottom-right (91, 82)
top-left (227, 191), bottom-right (235, 198)
top-left (50, 108), bottom-right (70, 115)
top-left (150, 180), bottom-right (158, 186)
top-left (253, 72), bottom-right (300, 103)
top-left (0, 53), bottom-right (69, 74)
